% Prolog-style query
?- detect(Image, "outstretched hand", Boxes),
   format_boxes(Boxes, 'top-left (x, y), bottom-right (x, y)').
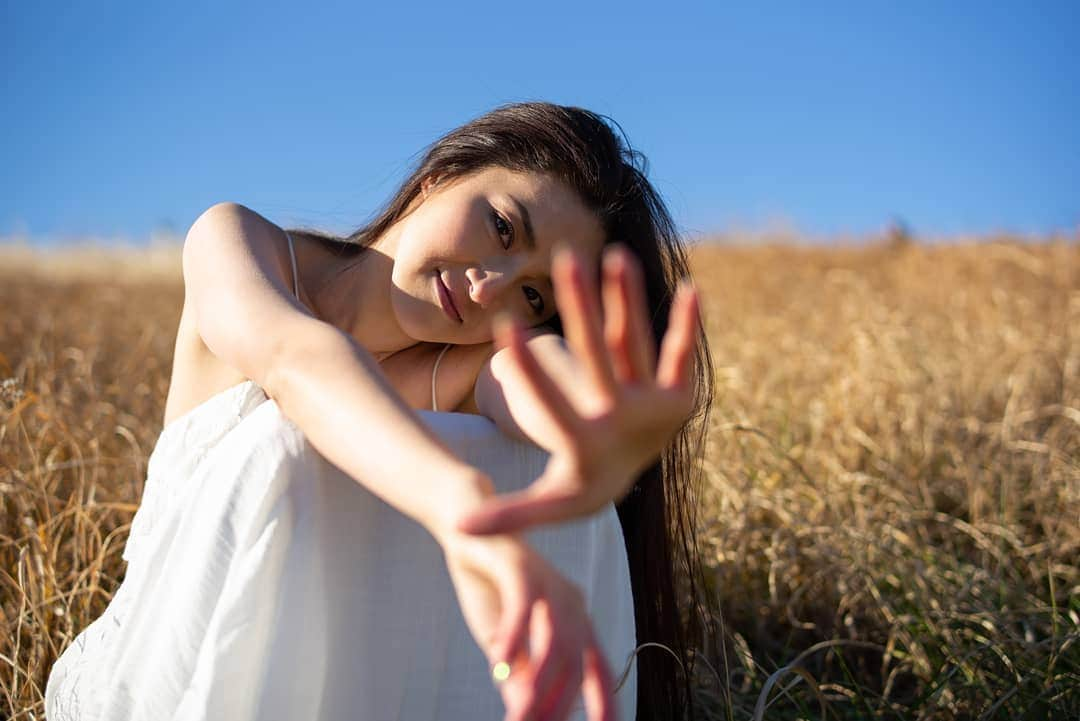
top-left (455, 242), bottom-right (700, 536)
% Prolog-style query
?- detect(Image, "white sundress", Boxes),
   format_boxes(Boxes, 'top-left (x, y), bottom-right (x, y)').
top-left (43, 233), bottom-right (638, 721)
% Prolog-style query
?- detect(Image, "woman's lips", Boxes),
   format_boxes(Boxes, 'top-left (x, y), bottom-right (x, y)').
top-left (436, 271), bottom-right (463, 324)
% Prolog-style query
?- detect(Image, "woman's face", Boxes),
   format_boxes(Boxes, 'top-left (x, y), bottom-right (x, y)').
top-left (384, 166), bottom-right (605, 345)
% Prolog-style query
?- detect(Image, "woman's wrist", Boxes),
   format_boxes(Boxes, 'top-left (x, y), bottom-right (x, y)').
top-left (422, 467), bottom-right (499, 547)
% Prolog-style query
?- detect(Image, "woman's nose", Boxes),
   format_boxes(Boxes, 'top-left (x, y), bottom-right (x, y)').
top-left (465, 266), bottom-right (512, 308)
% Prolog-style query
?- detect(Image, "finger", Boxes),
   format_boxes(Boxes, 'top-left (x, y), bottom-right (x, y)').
top-left (581, 633), bottom-right (618, 721)
top-left (456, 483), bottom-right (585, 536)
top-left (552, 244), bottom-right (618, 402)
top-left (495, 313), bottom-right (583, 449)
top-left (540, 658), bottom-right (583, 721)
top-left (655, 281), bottom-right (700, 391)
top-left (492, 311), bottom-right (518, 353)
top-left (492, 581), bottom-right (534, 682)
top-left (514, 602), bottom-right (565, 721)
top-left (616, 245), bottom-right (657, 381)
top-left (601, 246), bottom-right (644, 383)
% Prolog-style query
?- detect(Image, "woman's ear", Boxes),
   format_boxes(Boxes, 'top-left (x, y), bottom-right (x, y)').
top-left (421, 174), bottom-right (441, 199)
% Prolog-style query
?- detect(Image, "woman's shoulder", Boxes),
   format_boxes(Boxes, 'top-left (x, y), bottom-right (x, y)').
top-left (373, 340), bottom-right (494, 413)
top-left (444, 340), bottom-right (500, 409)
top-left (438, 325), bottom-right (561, 414)
top-left (431, 341), bottom-right (497, 414)
top-left (183, 203), bottom-right (294, 300)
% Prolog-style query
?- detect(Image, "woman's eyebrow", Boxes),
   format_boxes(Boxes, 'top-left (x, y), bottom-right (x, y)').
top-left (508, 196), bottom-right (536, 250)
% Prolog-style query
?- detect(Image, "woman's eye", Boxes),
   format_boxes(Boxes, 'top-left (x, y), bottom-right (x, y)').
top-left (491, 208), bottom-right (539, 315)
top-left (524, 286), bottom-right (544, 316)
top-left (492, 210), bottom-right (514, 249)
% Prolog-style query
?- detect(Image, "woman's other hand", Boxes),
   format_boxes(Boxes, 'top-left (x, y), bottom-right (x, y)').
top-left (456, 243), bottom-right (700, 535)
top-left (439, 532), bottom-right (617, 721)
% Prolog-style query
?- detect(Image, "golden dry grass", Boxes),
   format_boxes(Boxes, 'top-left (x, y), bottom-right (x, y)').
top-left (1, 237), bottom-right (1078, 719)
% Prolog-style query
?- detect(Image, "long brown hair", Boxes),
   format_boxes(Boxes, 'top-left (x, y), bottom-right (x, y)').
top-left (291, 101), bottom-right (717, 720)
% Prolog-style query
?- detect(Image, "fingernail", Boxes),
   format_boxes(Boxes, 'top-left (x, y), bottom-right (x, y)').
top-left (602, 249), bottom-right (621, 273)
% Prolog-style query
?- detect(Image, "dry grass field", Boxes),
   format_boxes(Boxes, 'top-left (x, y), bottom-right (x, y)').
top-left (1, 237), bottom-right (1077, 719)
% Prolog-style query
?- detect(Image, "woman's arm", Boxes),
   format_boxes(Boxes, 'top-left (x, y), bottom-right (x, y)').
top-left (182, 202), bottom-right (492, 542)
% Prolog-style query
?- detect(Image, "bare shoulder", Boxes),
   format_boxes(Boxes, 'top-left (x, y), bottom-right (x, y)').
top-left (183, 202), bottom-right (292, 285)
top-left (178, 202), bottom-right (313, 398)
top-left (437, 340), bottom-right (498, 414)
top-left (455, 326), bottom-right (563, 414)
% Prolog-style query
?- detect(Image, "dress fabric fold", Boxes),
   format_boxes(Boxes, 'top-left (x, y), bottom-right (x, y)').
top-left (45, 381), bottom-right (638, 721)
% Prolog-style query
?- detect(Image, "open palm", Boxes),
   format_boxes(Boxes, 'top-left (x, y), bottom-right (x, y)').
top-left (456, 242), bottom-right (701, 536)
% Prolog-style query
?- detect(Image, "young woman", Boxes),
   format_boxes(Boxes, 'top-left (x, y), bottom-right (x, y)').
top-left (45, 102), bottom-right (716, 721)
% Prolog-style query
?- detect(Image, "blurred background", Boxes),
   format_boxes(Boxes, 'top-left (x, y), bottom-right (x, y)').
top-left (2, 3), bottom-right (1079, 720)
top-left (3, 1), bottom-right (1077, 246)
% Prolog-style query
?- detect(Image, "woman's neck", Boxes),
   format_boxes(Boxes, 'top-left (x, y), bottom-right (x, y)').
top-left (306, 232), bottom-right (417, 357)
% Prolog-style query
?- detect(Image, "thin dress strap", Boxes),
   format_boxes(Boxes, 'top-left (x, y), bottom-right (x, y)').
top-left (284, 231), bottom-right (300, 300)
top-left (431, 343), bottom-right (453, 411)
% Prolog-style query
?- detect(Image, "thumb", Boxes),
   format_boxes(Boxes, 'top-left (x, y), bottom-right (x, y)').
top-left (456, 486), bottom-right (581, 536)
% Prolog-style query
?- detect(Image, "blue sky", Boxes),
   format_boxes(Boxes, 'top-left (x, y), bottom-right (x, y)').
top-left (3, 1), bottom-right (1077, 244)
